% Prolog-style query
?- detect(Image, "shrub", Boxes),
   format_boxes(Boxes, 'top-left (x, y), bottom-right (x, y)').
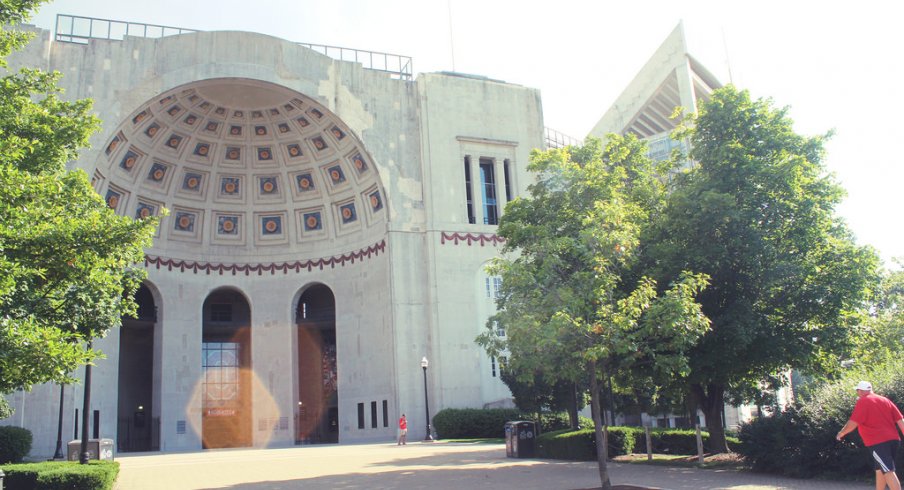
top-left (1, 461), bottom-right (119, 490)
top-left (737, 357), bottom-right (904, 479)
top-left (432, 408), bottom-right (523, 439)
top-left (0, 426), bottom-right (32, 463)
top-left (631, 428), bottom-right (742, 455)
top-left (432, 408), bottom-right (574, 439)
top-left (536, 426), bottom-right (639, 461)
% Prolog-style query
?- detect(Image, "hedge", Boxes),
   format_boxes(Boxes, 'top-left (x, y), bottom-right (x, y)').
top-left (0, 461), bottom-right (119, 490)
top-left (631, 428), bottom-right (742, 455)
top-left (737, 357), bottom-right (904, 479)
top-left (536, 427), bottom-right (638, 460)
top-left (432, 408), bottom-right (575, 439)
top-left (0, 426), bottom-right (32, 464)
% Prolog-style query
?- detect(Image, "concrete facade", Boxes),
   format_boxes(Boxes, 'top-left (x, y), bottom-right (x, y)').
top-left (4, 24), bottom-right (536, 458)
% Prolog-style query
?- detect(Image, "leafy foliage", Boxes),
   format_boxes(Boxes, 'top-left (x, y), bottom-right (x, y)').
top-left (477, 136), bottom-right (710, 488)
top-left (0, 425), bottom-right (32, 463)
top-left (645, 86), bottom-right (880, 451)
top-left (1, 460), bottom-right (119, 490)
top-left (431, 408), bottom-right (573, 439)
top-left (536, 427), bottom-right (638, 460)
top-left (0, 1), bottom-right (160, 395)
top-left (738, 358), bottom-right (904, 479)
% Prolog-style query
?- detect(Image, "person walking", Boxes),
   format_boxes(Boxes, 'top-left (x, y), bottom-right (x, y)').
top-left (398, 414), bottom-right (407, 445)
top-left (837, 381), bottom-right (904, 490)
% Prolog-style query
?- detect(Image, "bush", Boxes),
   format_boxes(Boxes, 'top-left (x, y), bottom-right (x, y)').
top-left (631, 428), bottom-right (742, 455)
top-left (1, 461), bottom-right (119, 490)
top-left (432, 408), bottom-right (575, 439)
top-left (737, 357), bottom-right (904, 479)
top-left (432, 408), bottom-right (522, 439)
top-left (536, 426), bottom-right (639, 461)
top-left (0, 426), bottom-right (32, 463)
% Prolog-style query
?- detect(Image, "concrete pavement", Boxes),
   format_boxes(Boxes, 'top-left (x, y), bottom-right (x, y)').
top-left (112, 441), bottom-right (870, 490)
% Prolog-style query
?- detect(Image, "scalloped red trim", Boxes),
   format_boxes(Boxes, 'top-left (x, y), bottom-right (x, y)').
top-left (144, 240), bottom-right (385, 275)
top-left (440, 232), bottom-right (504, 247)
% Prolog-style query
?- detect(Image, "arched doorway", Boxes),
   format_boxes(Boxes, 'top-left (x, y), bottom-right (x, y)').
top-left (117, 283), bottom-right (158, 452)
top-left (201, 288), bottom-right (252, 449)
top-left (295, 284), bottom-right (338, 444)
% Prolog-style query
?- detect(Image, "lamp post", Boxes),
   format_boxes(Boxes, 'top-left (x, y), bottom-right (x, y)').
top-left (420, 357), bottom-right (433, 441)
top-left (79, 340), bottom-right (92, 464)
top-left (53, 383), bottom-right (65, 460)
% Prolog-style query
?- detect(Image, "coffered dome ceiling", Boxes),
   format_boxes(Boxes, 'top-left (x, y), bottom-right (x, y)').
top-left (92, 79), bottom-right (387, 262)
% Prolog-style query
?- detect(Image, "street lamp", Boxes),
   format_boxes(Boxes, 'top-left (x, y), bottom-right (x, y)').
top-left (421, 357), bottom-right (433, 441)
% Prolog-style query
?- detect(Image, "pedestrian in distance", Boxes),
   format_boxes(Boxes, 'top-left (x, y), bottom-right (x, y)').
top-left (398, 413), bottom-right (407, 445)
top-left (837, 381), bottom-right (904, 490)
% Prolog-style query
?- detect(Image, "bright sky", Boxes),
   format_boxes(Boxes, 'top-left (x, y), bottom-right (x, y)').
top-left (28, 0), bottom-right (904, 266)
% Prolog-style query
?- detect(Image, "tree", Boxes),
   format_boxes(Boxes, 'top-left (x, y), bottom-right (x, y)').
top-left (645, 86), bottom-right (880, 452)
top-left (478, 136), bottom-right (710, 490)
top-left (499, 367), bottom-right (586, 429)
top-left (0, 1), bottom-right (159, 398)
top-left (852, 261), bottom-right (904, 367)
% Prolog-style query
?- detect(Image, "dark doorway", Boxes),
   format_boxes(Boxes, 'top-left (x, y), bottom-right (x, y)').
top-left (295, 285), bottom-right (338, 444)
top-left (201, 289), bottom-right (252, 449)
top-left (117, 283), bottom-right (159, 452)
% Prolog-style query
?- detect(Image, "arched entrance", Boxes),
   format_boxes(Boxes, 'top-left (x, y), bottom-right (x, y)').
top-left (295, 284), bottom-right (338, 444)
top-left (117, 283), bottom-right (159, 452)
top-left (201, 288), bottom-right (252, 449)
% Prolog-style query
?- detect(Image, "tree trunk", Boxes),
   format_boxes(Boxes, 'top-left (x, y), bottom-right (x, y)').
top-left (691, 383), bottom-right (730, 453)
top-left (568, 382), bottom-right (579, 430)
top-left (589, 361), bottom-right (612, 490)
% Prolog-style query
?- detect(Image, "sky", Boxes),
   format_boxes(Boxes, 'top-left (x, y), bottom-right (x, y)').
top-left (26, 0), bottom-right (904, 266)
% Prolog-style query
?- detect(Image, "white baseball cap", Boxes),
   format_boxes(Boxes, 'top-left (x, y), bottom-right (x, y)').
top-left (855, 381), bottom-right (872, 391)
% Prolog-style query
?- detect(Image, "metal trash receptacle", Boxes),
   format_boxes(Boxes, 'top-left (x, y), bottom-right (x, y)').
top-left (504, 421), bottom-right (536, 458)
top-left (67, 439), bottom-right (115, 461)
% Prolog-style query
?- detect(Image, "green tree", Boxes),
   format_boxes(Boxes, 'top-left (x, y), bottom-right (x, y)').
top-left (478, 136), bottom-right (710, 489)
top-left (0, 1), bottom-right (159, 398)
top-left (646, 86), bottom-right (880, 452)
top-left (852, 261), bottom-right (904, 366)
top-left (499, 367), bottom-right (586, 429)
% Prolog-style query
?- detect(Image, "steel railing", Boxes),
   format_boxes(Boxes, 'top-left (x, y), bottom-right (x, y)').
top-left (54, 14), bottom-right (413, 80)
top-left (544, 127), bottom-right (581, 149)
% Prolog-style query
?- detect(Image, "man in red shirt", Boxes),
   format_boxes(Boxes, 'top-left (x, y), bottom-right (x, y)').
top-left (398, 414), bottom-right (407, 445)
top-left (837, 381), bottom-right (904, 490)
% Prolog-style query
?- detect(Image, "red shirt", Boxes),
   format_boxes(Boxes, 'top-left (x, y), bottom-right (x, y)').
top-left (399, 417), bottom-right (407, 430)
top-left (850, 393), bottom-right (903, 446)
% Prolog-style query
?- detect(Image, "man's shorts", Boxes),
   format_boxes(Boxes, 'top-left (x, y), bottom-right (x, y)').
top-left (869, 439), bottom-right (899, 473)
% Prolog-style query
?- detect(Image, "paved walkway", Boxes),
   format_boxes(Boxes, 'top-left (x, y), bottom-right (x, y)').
top-left (112, 442), bottom-right (870, 490)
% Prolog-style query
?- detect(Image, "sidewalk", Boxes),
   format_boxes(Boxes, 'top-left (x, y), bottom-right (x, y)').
top-left (112, 442), bottom-right (870, 490)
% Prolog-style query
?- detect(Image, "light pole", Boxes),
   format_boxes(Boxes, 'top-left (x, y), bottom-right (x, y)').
top-left (79, 340), bottom-right (92, 464)
top-left (421, 357), bottom-right (433, 441)
top-left (53, 383), bottom-right (65, 460)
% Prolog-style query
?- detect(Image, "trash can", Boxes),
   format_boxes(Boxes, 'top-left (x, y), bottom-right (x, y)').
top-left (67, 439), bottom-right (115, 461)
top-left (504, 421), bottom-right (536, 458)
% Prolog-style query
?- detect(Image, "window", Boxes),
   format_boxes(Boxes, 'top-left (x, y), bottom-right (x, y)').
top-left (357, 403), bottom-right (365, 429)
top-left (494, 321), bottom-right (505, 337)
top-left (382, 400), bottom-right (389, 428)
top-left (479, 158), bottom-right (498, 225)
top-left (503, 159), bottom-right (513, 202)
top-left (202, 342), bottom-right (240, 414)
top-left (486, 276), bottom-right (502, 298)
top-left (464, 156), bottom-right (475, 224)
top-left (209, 304), bottom-right (232, 322)
top-left (371, 401), bottom-right (378, 428)
top-left (491, 356), bottom-right (497, 377)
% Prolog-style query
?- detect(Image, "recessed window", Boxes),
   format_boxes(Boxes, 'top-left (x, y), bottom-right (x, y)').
top-left (464, 156), bottom-right (475, 224)
top-left (209, 304), bottom-right (233, 322)
top-left (479, 158), bottom-right (498, 225)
